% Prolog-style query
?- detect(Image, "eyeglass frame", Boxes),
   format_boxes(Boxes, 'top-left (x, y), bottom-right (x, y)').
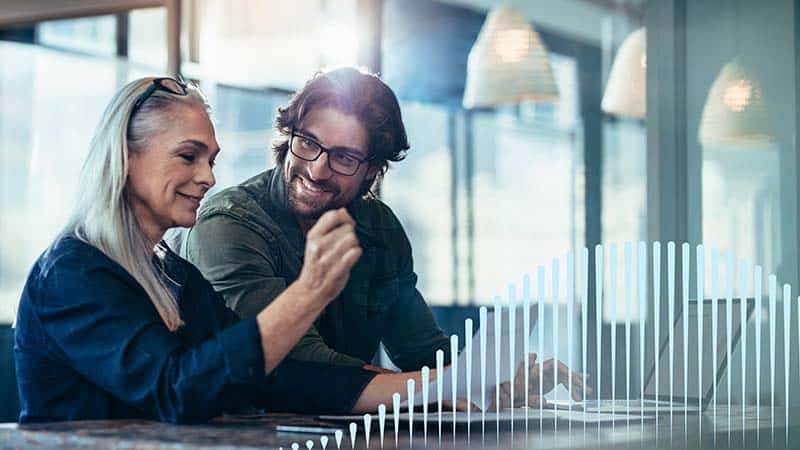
top-left (130, 77), bottom-right (189, 117)
top-left (289, 128), bottom-right (373, 176)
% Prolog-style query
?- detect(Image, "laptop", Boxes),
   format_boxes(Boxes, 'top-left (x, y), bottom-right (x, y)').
top-left (557, 298), bottom-right (753, 414)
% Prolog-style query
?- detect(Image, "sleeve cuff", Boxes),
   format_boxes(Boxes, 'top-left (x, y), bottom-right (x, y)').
top-left (260, 360), bottom-right (378, 414)
top-left (216, 317), bottom-right (265, 384)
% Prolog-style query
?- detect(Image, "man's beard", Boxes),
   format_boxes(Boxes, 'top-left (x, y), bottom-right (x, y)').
top-left (285, 167), bottom-right (345, 220)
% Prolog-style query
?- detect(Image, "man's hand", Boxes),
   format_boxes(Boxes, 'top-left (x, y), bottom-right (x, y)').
top-left (296, 208), bottom-right (362, 303)
top-left (491, 353), bottom-right (592, 409)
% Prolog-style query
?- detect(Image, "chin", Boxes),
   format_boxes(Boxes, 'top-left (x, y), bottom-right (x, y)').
top-left (172, 213), bottom-right (198, 229)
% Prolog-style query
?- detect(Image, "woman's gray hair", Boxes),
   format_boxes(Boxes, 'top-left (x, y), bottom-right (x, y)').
top-left (63, 77), bottom-right (210, 331)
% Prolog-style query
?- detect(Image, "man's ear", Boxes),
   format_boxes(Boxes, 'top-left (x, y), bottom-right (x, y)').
top-left (366, 164), bottom-right (380, 180)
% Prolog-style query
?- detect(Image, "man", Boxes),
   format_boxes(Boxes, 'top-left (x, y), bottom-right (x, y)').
top-left (183, 67), bottom-right (450, 371)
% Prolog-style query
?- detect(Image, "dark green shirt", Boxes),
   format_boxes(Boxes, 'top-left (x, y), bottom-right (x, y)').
top-left (182, 168), bottom-right (450, 370)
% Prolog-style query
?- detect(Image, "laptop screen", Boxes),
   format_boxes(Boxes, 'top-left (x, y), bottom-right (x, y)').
top-left (643, 298), bottom-right (752, 406)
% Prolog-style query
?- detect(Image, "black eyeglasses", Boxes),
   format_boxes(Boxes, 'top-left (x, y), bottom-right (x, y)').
top-left (131, 77), bottom-right (189, 117)
top-left (289, 128), bottom-right (371, 176)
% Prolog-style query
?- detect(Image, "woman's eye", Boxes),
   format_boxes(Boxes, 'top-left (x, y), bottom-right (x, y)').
top-left (179, 153), bottom-right (195, 162)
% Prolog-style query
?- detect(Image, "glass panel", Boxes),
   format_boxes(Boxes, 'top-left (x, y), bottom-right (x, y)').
top-left (129, 8), bottom-right (167, 71)
top-left (194, 0), bottom-right (358, 90)
top-left (686, 0), bottom-right (796, 404)
top-left (688, 0), bottom-right (796, 296)
top-left (380, 103), bottom-right (452, 305)
top-left (0, 42), bottom-right (151, 323)
top-left (37, 15), bottom-right (116, 56)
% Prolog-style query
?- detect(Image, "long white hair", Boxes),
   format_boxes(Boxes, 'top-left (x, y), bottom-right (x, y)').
top-left (63, 77), bottom-right (210, 331)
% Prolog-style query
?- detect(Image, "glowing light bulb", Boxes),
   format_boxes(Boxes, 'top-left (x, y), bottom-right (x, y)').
top-left (723, 79), bottom-right (754, 112)
top-left (494, 28), bottom-right (530, 62)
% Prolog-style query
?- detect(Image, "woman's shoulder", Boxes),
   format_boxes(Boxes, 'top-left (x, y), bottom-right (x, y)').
top-left (32, 235), bottom-right (134, 291)
top-left (39, 235), bottom-right (111, 271)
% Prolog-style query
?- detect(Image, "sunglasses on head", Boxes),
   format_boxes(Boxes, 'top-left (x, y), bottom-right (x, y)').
top-left (130, 77), bottom-right (189, 117)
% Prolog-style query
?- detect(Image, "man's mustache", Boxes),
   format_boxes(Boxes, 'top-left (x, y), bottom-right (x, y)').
top-left (291, 172), bottom-right (340, 195)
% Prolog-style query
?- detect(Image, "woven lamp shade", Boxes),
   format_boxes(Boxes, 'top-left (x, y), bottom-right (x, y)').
top-left (463, 5), bottom-right (558, 108)
top-left (602, 27), bottom-right (646, 119)
top-left (698, 59), bottom-right (773, 146)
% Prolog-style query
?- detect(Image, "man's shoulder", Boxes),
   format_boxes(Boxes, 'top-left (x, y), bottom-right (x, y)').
top-left (194, 171), bottom-right (287, 237)
top-left (357, 197), bottom-right (405, 232)
top-left (198, 172), bottom-right (269, 220)
top-left (355, 197), bottom-right (411, 257)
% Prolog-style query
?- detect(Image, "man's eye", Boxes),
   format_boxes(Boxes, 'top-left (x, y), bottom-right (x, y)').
top-left (332, 153), bottom-right (358, 165)
top-left (300, 138), bottom-right (315, 148)
top-left (179, 154), bottom-right (195, 162)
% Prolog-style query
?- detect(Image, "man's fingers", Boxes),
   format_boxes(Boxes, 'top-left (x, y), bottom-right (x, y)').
top-left (316, 227), bottom-right (360, 263)
top-left (307, 208), bottom-right (355, 240)
top-left (329, 246), bottom-right (363, 278)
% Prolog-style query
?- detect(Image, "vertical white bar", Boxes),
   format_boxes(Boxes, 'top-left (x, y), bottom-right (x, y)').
top-left (726, 252), bottom-right (733, 421)
top-left (392, 393), bottom-right (400, 448)
top-left (479, 306), bottom-right (487, 441)
top-left (494, 296), bottom-right (502, 437)
top-left (682, 242), bottom-right (690, 424)
top-left (739, 260), bottom-right (748, 438)
top-left (350, 422), bottom-right (357, 450)
top-left (667, 242), bottom-right (675, 417)
top-left (523, 274), bottom-right (531, 436)
top-left (653, 242), bottom-right (661, 417)
top-left (610, 244), bottom-right (618, 414)
top-left (638, 242), bottom-right (647, 413)
top-left (378, 404), bottom-right (386, 449)
top-left (364, 414), bottom-right (372, 449)
top-left (595, 245), bottom-right (604, 403)
top-left (783, 285), bottom-right (791, 442)
top-left (450, 334), bottom-right (458, 440)
top-left (582, 247), bottom-right (590, 421)
top-left (711, 249), bottom-right (719, 423)
top-left (537, 266), bottom-right (545, 428)
top-left (755, 266), bottom-right (762, 432)
top-left (407, 379), bottom-right (414, 448)
top-left (552, 258), bottom-right (560, 429)
top-left (508, 284), bottom-right (516, 435)
top-left (465, 318), bottom-right (473, 443)
top-left (769, 275), bottom-right (776, 434)
top-left (436, 349), bottom-right (443, 445)
top-left (624, 242), bottom-right (632, 417)
top-left (421, 367), bottom-right (429, 447)
top-left (696, 245), bottom-right (704, 429)
top-left (566, 250), bottom-right (575, 427)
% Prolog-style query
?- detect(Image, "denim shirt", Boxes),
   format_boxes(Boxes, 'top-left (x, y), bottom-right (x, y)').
top-left (14, 236), bottom-right (376, 423)
top-left (183, 168), bottom-right (451, 371)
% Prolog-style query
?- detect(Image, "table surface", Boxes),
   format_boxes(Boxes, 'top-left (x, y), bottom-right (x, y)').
top-left (2, 406), bottom-right (800, 450)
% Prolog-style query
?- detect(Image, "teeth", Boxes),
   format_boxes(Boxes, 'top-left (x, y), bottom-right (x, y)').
top-left (300, 178), bottom-right (324, 193)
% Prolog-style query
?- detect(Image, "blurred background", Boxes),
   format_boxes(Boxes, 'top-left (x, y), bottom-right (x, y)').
top-left (0, 0), bottom-right (797, 421)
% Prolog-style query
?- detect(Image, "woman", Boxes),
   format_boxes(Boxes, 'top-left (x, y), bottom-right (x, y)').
top-left (15, 77), bottom-right (378, 423)
top-left (14, 77), bottom-right (586, 424)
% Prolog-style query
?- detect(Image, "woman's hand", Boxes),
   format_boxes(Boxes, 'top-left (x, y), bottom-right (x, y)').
top-left (296, 208), bottom-right (362, 303)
